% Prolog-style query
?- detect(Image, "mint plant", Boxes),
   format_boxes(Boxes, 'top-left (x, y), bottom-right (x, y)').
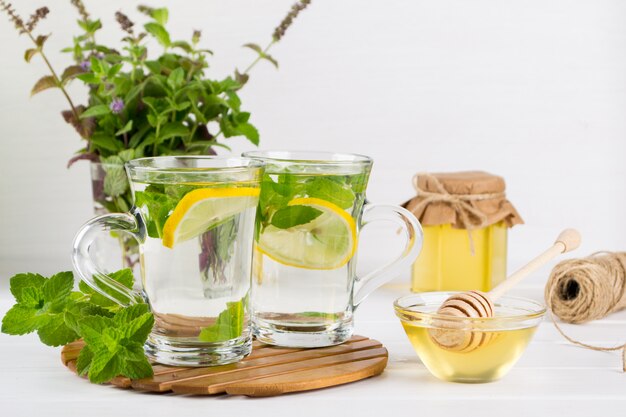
top-left (1, 269), bottom-right (155, 383)
top-left (0, 0), bottom-right (312, 214)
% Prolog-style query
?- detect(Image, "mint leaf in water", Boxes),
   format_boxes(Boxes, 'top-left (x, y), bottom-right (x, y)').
top-left (306, 177), bottom-right (355, 209)
top-left (134, 184), bottom-right (196, 239)
top-left (199, 298), bottom-right (245, 343)
top-left (270, 205), bottom-right (323, 229)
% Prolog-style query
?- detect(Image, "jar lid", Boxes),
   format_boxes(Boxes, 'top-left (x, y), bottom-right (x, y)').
top-left (403, 171), bottom-right (524, 229)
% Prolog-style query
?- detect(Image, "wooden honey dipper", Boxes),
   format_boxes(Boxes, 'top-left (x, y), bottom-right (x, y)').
top-left (430, 228), bottom-right (582, 352)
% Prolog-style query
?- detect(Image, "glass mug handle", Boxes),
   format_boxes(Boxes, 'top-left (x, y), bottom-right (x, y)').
top-left (353, 204), bottom-right (423, 307)
top-left (72, 212), bottom-right (145, 307)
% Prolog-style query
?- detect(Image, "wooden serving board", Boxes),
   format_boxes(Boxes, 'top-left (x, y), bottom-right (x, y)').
top-left (61, 335), bottom-right (388, 397)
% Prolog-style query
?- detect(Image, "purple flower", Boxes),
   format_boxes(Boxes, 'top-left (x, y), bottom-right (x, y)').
top-left (79, 60), bottom-right (91, 71)
top-left (110, 98), bottom-right (124, 114)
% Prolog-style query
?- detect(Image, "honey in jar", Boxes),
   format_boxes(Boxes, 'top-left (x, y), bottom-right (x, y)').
top-left (404, 172), bottom-right (523, 292)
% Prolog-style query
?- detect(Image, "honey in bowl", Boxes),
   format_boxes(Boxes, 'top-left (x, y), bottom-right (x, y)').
top-left (395, 292), bottom-right (545, 383)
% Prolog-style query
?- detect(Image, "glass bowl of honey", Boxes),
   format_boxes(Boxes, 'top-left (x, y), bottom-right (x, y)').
top-left (394, 292), bottom-right (545, 383)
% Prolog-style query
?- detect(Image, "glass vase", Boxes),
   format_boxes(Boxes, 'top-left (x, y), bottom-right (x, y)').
top-left (89, 162), bottom-right (140, 276)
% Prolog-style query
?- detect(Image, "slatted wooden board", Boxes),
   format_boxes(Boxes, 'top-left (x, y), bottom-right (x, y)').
top-left (61, 335), bottom-right (388, 397)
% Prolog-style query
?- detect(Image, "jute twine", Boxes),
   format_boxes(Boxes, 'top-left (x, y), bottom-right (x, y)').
top-left (544, 252), bottom-right (626, 371)
top-left (411, 173), bottom-right (505, 254)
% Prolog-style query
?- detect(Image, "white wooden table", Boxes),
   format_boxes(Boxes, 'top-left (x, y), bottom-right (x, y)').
top-left (1, 270), bottom-right (625, 416)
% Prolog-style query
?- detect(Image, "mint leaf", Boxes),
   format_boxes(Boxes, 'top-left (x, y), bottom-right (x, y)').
top-left (78, 306), bottom-right (154, 383)
top-left (113, 302), bottom-right (148, 324)
top-left (122, 357), bottom-right (153, 379)
top-left (2, 271), bottom-right (79, 346)
top-left (38, 314), bottom-right (79, 346)
top-left (79, 315), bottom-right (114, 348)
top-left (76, 345), bottom-right (94, 376)
top-left (121, 312), bottom-right (154, 342)
top-left (1, 305), bottom-right (40, 335)
top-left (109, 269), bottom-right (134, 289)
top-left (103, 166), bottom-right (128, 197)
top-left (79, 104), bottom-right (110, 119)
top-left (134, 191), bottom-right (173, 238)
top-left (9, 273), bottom-right (46, 302)
top-left (144, 22), bottom-right (171, 47)
top-left (347, 172), bottom-right (369, 194)
top-left (199, 298), bottom-right (245, 342)
top-left (64, 302), bottom-right (112, 334)
top-left (88, 350), bottom-right (121, 384)
top-left (119, 340), bottom-right (147, 362)
top-left (20, 287), bottom-right (44, 307)
top-left (42, 271), bottom-right (74, 303)
top-left (306, 177), bottom-right (355, 209)
top-left (270, 205), bottom-right (323, 229)
top-left (2, 269), bottom-right (155, 384)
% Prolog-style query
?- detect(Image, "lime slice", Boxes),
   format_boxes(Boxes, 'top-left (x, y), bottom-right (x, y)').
top-left (162, 187), bottom-right (259, 248)
top-left (258, 197), bottom-right (357, 270)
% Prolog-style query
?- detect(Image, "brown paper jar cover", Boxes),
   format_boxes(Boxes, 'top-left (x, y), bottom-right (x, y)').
top-left (404, 171), bottom-right (524, 229)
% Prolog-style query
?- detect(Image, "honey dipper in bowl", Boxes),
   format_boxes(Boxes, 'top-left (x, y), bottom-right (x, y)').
top-left (430, 229), bottom-right (581, 352)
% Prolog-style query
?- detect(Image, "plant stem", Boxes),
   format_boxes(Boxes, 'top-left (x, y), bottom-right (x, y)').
top-left (24, 31), bottom-right (81, 122)
top-left (243, 40), bottom-right (276, 74)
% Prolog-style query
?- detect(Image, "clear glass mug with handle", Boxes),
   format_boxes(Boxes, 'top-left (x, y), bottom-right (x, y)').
top-left (243, 151), bottom-right (423, 347)
top-left (72, 157), bottom-right (263, 366)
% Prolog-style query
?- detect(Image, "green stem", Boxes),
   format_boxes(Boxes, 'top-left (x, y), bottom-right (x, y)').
top-left (243, 40), bottom-right (276, 74)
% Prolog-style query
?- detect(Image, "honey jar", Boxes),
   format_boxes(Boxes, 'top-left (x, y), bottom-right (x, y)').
top-left (404, 172), bottom-right (523, 292)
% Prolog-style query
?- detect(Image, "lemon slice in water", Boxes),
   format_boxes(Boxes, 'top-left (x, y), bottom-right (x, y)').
top-left (162, 187), bottom-right (259, 248)
top-left (258, 197), bottom-right (357, 270)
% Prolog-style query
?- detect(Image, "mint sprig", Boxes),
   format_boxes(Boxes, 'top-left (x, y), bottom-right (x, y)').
top-left (1, 269), bottom-right (154, 384)
top-left (3, 272), bottom-right (81, 346)
top-left (76, 304), bottom-right (153, 383)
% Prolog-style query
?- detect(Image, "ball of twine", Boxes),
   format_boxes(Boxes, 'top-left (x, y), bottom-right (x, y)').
top-left (544, 252), bottom-right (626, 371)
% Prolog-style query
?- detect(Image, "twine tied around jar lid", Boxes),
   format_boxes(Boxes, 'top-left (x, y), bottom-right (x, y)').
top-left (404, 172), bottom-right (523, 254)
top-left (545, 252), bottom-right (626, 371)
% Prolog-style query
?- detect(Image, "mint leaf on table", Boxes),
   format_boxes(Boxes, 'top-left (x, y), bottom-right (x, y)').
top-left (270, 205), bottom-right (323, 229)
top-left (2, 271), bottom-right (80, 346)
top-left (199, 298), bottom-right (245, 343)
top-left (2, 269), bottom-right (155, 384)
top-left (77, 304), bottom-right (154, 384)
top-left (9, 272), bottom-right (46, 301)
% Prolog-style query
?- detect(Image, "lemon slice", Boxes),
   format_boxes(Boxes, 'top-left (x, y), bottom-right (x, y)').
top-left (258, 197), bottom-right (357, 270)
top-left (162, 187), bottom-right (259, 248)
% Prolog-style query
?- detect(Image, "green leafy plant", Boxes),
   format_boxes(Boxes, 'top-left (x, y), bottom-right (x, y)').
top-left (0, 0), bottom-right (312, 214)
top-left (1, 269), bottom-right (155, 384)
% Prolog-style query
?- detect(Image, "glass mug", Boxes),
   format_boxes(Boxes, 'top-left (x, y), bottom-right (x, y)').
top-left (72, 157), bottom-right (263, 366)
top-left (243, 151), bottom-right (423, 347)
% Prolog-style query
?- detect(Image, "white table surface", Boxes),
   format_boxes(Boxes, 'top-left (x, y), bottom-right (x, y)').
top-left (1, 270), bottom-right (625, 416)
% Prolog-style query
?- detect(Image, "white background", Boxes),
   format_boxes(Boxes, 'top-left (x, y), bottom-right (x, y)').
top-left (0, 1), bottom-right (626, 415)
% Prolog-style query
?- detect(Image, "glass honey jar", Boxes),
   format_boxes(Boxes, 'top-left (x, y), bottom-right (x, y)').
top-left (404, 172), bottom-right (523, 292)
